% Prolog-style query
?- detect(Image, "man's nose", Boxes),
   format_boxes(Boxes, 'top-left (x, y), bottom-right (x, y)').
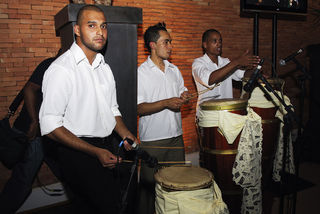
top-left (96, 27), bottom-right (103, 35)
top-left (96, 27), bottom-right (106, 35)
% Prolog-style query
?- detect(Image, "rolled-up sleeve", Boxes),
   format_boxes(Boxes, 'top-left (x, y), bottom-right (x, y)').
top-left (110, 86), bottom-right (121, 117)
top-left (137, 69), bottom-right (146, 105)
top-left (39, 64), bottom-right (71, 136)
top-left (192, 59), bottom-right (213, 88)
top-left (232, 69), bottom-right (245, 81)
top-left (177, 67), bottom-right (188, 95)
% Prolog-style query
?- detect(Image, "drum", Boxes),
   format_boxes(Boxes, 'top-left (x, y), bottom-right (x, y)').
top-left (154, 166), bottom-right (228, 214)
top-left (197, 98), bottom-right (248, 213)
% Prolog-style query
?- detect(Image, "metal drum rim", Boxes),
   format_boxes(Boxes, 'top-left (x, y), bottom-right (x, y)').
top-left (200, 98), bottom-right (248, 111)
top-left (154, 166), bottom-right (213, 191)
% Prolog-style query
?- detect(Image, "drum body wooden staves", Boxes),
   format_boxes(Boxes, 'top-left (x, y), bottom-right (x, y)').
top-left (198, 98), bottom-right (248, 214)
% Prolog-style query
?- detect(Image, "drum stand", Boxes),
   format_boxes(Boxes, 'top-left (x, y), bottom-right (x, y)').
top-left (254, 72), bottom-right (302, 214)
top-left (119, 149), bottom-right (158, 214)
top-left (119, 154), bottom-right (139, 214)
top-left (290, 58), bottom-right (312, 214)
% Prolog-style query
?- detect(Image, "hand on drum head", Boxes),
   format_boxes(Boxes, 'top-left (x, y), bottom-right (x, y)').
top-left (236, 50), bottom-right (261, 70)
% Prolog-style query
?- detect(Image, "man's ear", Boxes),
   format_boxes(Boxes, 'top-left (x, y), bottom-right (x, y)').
top-left (150, 41), bottom-right (156, 50)
top-left (74, 24), bottom-right (80, 37)
top-left (202, 42), bottom-right (207, 50)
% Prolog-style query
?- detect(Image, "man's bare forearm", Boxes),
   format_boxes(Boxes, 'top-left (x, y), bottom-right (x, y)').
top-left (47, 126), bottom-right (98, 157)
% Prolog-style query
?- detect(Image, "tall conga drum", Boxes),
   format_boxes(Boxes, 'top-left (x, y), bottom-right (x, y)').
top-left (242, 77), bottom-right (284, 213)
top-left (154, 165), bottom-right (229, 214)
top-left (197, 98), bottom-right (248, 214)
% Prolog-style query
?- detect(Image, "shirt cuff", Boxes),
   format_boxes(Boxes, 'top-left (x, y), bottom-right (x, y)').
top-left (40, 115), bottom-right (63, 136)
top-left (112, 107), bottom-right (122, 117)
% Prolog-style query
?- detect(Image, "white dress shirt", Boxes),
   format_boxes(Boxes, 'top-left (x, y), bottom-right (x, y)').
top-left (192, 54), bottom-right (245, 113)
top-left (138, 56), bottom-right (187, 141)
top-left (39, 42), bottom-right (121, 138)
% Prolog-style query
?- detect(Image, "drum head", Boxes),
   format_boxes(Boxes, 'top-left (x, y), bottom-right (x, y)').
top-left (154, 166), bottom-right (213, 191)
top-left (200, 98), bottom-right (248, 111)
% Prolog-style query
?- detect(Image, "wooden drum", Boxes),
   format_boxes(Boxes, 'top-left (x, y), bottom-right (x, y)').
top-left (154, 166), bottom-right (228, 214)
top-left (197, 98), bottom-right (248, 213)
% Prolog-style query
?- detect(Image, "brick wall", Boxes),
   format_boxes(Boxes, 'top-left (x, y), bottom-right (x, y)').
top-left (1, 0), bottom-right (320, 188)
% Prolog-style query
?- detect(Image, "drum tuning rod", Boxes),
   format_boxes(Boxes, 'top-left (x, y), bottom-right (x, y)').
top-left (187, 83), bottom-right (221, 100)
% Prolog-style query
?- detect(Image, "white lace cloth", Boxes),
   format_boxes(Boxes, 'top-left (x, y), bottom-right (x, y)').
top-left (198, 107), bottom-right (263, 214)
top-left (245, 86), bottom-right (295, 182)
top-left (232, 108), bottom-right (263, 214)
top-left (273, 97), bottom-right (296, 181)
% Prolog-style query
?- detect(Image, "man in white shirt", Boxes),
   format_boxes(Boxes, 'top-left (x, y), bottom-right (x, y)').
top-left (39, 5), bottom-right (137, 213)
top-left (192, 29), bottom-right (260, 114)
top-left (137, 22), bottom-right (190, 214)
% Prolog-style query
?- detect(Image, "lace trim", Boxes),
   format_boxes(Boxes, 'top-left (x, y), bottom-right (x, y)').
top-left (232, 109), bottom-right (263, 214)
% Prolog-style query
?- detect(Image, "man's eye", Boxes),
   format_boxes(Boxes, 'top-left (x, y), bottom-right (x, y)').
top-left (88, 24), bottom-right (95, 28)
top-left (101, 25), bottom-right (107, 29)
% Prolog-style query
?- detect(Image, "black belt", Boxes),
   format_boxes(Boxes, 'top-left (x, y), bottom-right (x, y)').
top-left (80, 137), bottom-right (106, 144)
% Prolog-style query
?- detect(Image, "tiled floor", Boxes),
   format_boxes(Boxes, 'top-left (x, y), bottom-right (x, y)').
top-left (18, 152), bottom-right (320, 214)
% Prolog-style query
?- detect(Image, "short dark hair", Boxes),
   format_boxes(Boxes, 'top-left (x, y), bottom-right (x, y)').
top-left (76, 5), bottom-right (105, 25)
top-left (144, 22), bottom-right (167, 52)
top-left (202, 29), bottom-right (221, 43)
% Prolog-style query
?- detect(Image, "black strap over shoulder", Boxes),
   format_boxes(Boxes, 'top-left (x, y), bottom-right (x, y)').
top-left (6, 87), bottom-right (24, 118)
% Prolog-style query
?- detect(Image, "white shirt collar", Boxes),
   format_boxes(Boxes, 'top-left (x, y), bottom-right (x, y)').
top-left (70, 42), bottom-right (105, 69)
top-left (203, 53), bottom-right (222, 67)
top-left (146, 55), bottom-right (174, 72)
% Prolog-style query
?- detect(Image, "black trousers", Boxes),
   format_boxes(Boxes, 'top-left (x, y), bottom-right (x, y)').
top-left (58, 137), bottom-right (121, 214)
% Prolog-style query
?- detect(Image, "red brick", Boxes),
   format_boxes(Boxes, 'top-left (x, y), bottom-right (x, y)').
top-left (0, 14), bottom-right (8, 18)
top-left (0, 4), bottom-right (8, 9)
top-left (0, 38), bottom-right (21, 43)
top-left (31, 14), bottom-right (53, 20)
top-left (8, 3), bottom-right (31, 10)
top-left (31, 5), bottom-right (53, 11)
top-left (11, 52), bottom-right (34, 58)
top-left (9, 33), bottom-right (32, 39)
top-left (31, 33), bottom-right (53, 38)
top-left (20, 19), bottom-right (42, 24)
top-left (0, 8), bottom-right (18, 14)
top-left (8, 23), bottom-right (31, 29)
top-left (18, 9), bottom-right (41, 15)
top-left (8, 13), bottom-right (32, 19)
